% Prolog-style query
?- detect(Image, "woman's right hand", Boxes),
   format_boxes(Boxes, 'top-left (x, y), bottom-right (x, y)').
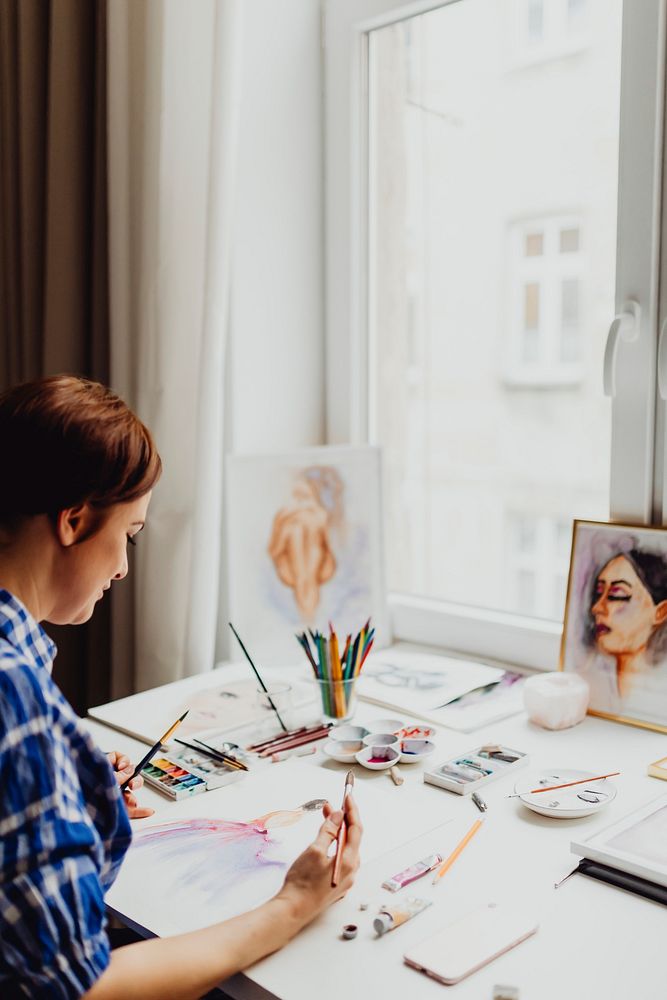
top-left (276, 794), bottom-right (362, 927)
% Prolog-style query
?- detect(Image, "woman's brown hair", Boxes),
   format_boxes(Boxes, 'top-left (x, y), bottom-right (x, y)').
top-left (0, 375), bottom-right (162, 523)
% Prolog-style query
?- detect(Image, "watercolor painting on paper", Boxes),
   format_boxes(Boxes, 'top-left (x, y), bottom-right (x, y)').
top-left (560, 520), bottom-right (667, 733)
top-left (106, 800), bottom-right (325, 937)
top-left (226, 446), bottom-right (389, 664)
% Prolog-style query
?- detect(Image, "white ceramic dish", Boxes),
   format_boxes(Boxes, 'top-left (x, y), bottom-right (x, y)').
top-left (322, 740), bottom-right (359, 764)
top-left (329, 724), bottom-right (369, 743)
top-left (399, 739), bottom-right (436, 764)
top-left (355, 744), bottom-right (401, 770)
top-left (513, 769), bottom-right (617, 819)
top-left (362, 732), bottom-right (400, 748)
top-left (368, 718), bottom-right (404, 734)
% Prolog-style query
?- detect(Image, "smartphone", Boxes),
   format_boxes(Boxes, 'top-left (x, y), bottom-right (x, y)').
top-left (403, 903), bottom-right (538, 985)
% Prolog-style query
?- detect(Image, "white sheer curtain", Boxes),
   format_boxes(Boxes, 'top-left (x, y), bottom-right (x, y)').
top-left (107, 0), bottom-right (242, 691)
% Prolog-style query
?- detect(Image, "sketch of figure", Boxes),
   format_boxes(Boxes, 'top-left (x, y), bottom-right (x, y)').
top-left (132, 799), bottom-right (326, 904)
top-left (267, 467), bottom-right (343, 620)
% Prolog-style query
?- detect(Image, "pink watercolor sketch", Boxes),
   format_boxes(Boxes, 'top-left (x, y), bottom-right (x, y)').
top-left (226, 446), bottom-right (389, 664)
top-left (106, 800), bottom-right (326, 936)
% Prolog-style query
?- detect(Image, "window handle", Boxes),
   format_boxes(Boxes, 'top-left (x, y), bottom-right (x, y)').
top-left (603, 300), bottom-right (641, 397)
top-left (658, 318), bottom-right (667, 400)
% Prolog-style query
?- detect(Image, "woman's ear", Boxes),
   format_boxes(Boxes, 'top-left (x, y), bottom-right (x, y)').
top-left (655, 600), bottom-right (667, 627)
top-left (55, 505), bottom-right (94, 547)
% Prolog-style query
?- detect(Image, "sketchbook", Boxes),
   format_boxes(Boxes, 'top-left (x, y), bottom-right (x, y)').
top-left (88, 670), bottom-right (318, 746)
top-left (357, 649), bottom-right (506, 727)
top-left (571, 794), bottom-right (667, 889)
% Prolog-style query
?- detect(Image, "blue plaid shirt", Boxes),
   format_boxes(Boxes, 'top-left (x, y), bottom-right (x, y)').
top-left (0, 590), bottom-right (132, 998)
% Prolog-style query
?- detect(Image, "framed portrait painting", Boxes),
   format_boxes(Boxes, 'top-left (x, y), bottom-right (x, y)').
top-left (226, 445), bottom-right (389, 665)
top-left (560, 519), bottom-right (667, 734)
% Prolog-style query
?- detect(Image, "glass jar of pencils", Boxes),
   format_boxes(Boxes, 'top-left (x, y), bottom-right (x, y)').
top-left (314, 676), bottom-right (358, 724)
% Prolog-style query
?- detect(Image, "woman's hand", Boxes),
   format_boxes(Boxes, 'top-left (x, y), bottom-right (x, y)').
top-left (276, 793), bottom-right (361, 927)
top-left (107, 751), bottom-right (155, 819)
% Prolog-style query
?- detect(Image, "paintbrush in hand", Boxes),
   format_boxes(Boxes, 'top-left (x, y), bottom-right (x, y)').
top-left (331, 770), bottom-right (354, 887)
top-left (120, 710), bottom-right (189, 791)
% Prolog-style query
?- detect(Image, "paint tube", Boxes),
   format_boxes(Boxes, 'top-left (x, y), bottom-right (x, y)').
top-left (373, 897), bottom-right (432, 935)
top-left (382, 854), bottom-right (443, 892)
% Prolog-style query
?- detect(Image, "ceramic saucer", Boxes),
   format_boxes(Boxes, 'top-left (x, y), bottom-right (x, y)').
top-left (513, 769), bottom-right (617, 819)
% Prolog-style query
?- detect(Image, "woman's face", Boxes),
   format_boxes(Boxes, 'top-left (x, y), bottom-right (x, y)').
top-left (51, 492), bottom-right (151, 625)
top-left (591, 555), bottom-right (662, 656)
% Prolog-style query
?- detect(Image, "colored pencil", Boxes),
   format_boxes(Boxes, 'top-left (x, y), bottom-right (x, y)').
top-left (506, 772), bottom-right (620, 798)
top-left (121, 710), bottom-right (189, 791)
top-left (256, 726), bottom-right (331, 757)
top-left (247, 726), bottom-right (308, 751)
top-left (332, 770), bottom-right (354, 887)
top-left (250, 724), bottom-right (329, 752)
top-left (294, 620), bottom-right (374, 718)
top-left (432, 818), bottom-right (484, 884)
top-left (229, 622), bottom-right (288, 732)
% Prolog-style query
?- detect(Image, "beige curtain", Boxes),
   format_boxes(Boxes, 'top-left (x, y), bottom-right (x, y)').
top-left (108, 0), bottom-right (242, 694)
top-left (0, 0), bottom-right (112, 713)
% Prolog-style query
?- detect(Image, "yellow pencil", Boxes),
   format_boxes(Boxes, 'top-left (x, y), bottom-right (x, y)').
top-left (432, 818), bottom-right (484, 884)
top-left (330, 630), bottom-right (344, 716)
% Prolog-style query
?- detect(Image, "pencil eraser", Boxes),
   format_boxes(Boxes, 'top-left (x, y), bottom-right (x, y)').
top-left (493, 986), bottom-right (519, 1000)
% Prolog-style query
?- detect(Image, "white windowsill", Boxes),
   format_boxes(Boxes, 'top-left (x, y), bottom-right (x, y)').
top-left (389, 592), bottom-right (563, 673)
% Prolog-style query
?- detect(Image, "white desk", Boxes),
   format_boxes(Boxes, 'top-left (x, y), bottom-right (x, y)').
top-left (87, 683), bottom-right (667, 1000)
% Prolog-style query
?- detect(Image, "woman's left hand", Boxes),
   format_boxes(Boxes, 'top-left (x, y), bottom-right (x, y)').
top-left (107, 751), bottom-right (155, 819)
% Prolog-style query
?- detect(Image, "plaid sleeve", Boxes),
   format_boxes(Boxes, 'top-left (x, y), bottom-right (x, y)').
top-left (0, 657), bottom-right (110, 999)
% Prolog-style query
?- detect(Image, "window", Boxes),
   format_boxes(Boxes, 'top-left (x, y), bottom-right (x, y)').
top-left (506, 513), bottom-right (571, 619)
top-left (506, 216), bottom-right (584, 384)
top-left (325, 0), bottom-right (664, 669)
top-left (513, 0), bottom-right (591, 63)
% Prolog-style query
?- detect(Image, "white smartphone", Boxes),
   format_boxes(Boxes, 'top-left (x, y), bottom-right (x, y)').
top-left (403, 902), bottom-right (538, 985)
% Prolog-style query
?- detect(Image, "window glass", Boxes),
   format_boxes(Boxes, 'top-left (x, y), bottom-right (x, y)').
top-left (368, 0), bottom-right (621, 619)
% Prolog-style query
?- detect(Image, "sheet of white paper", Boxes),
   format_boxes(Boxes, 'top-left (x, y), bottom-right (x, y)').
top-left (106, 761), bottom-right (453, 938)
top-left (430, 672), bottom-right (526, 731)
top-left (89, 667), bottom-right (318, 745)
top-left (357, 650), bottom-right (503, 721)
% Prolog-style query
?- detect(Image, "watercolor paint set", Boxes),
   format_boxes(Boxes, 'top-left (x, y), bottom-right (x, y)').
top-left (141, 746), bottom-right (246, 800)
top-left (423, 743), bottom-right (528, 795)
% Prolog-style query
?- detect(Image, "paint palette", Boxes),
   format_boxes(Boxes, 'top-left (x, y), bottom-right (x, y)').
top-left (142, 747), bottom-right (246, 800)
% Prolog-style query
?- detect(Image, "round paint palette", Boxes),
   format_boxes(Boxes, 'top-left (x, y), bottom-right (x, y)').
top-left (513, 769), bottom-right (617, 819)
top-left (322, 740), bottom-right (360, 764)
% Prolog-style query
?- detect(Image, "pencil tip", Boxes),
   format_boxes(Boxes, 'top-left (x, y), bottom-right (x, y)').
top-left (179, 710), bottom-right (189, 720)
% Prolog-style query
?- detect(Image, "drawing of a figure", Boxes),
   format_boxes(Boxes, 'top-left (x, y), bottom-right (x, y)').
top-left (577, 544), bottom-right (667, 717)
top-left (132, 799), bottom-right (326, 903)
top-left (367, 661), bottom-right (446, 690)
top-left (268, 467), bottom-right (343, 621)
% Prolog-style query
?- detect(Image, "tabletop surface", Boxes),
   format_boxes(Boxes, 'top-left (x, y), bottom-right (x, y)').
top-left (86, 660), bottom-right (667, 1000)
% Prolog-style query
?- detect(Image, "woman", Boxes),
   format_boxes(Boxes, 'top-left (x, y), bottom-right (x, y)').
top-left (0, 376), bottom-right (361, 999)
top-left (582, 548), bottom-right (667, 714)
top-left (267, 469), bottom-right (340, 621)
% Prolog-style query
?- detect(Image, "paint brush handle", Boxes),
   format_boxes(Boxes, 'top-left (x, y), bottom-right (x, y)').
top-left (331, 771), bottom-right (354, 887)
top-left (120, 741), bottom-right (161, 792)
top-left (229, 622), bottom-right (288, 732)
top-left (331, 819), bottom-right (347, 887)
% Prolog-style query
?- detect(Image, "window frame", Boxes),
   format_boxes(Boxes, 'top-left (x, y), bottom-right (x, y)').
top-left (324, 0), bottom-right (666, 670)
